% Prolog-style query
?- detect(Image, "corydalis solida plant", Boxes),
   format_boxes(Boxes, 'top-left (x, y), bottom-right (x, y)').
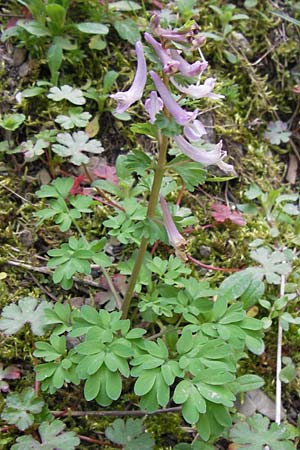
top-left (110, 17), bottom-right (235, 318)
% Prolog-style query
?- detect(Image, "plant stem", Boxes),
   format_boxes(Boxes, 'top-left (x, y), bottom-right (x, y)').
top-left (121, 132), bottom-right (169, 319)
top-left (275, 274), bottom-right (286, 424)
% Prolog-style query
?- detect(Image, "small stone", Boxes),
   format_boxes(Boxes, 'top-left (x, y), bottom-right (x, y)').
top-left (13, 47), bottom-right (27, 66)
top-left (199, 245), bottom-right (211, 258)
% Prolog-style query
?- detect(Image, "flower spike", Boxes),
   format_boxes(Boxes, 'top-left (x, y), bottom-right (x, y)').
top-left (149, 71), bottom-right (198, 125)
top-left (110, 41), bottom-right (147, 113)
top-left (160, 196), bottom-right (187, 249)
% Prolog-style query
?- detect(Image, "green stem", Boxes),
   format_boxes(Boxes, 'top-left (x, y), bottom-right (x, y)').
top-left (121, 132), bottom-right (169, 319)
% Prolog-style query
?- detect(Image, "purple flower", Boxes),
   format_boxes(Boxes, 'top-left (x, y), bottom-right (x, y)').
top-left (144, 32), bottom-right (179, 74)
top-left (216, 159), bottom-right (236, 175)
top-left (174, 135), bottom-right (224, 166)
top-left (184, 119), bottom-right (207, 141)
top-left (145, 91), bottom-right (163, 124)
top-left (110, 41), bottom-right (146, 113)
top-left (160, 196), bottom-right (186, 249)
top-left (169, 50), bottom-right (208, 77)
top-left (149, 71), bottom-right (198, 126)
top-left (171, 77), bottom-right (224, 100)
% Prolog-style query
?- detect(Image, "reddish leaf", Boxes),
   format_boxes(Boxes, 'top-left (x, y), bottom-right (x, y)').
top-left (92, 165), bottom-right (119, 185)
top-left (211, 203), bottom-right (246, 226)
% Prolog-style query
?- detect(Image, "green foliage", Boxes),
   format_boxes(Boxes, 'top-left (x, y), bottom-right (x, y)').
top-left (11, 419), bottom-right (80, 450)
top-left (169, 155), bottom-right (207, 191)
top-left (1, 388), bottom-right (45, 431)
top-left (47, 85), bottom-right (86, 105)
top-left (113, 19), bottom-right (141, 45)
top-left (230, 414), bottom-right (295, 450)
top-left (54, 108), bottom-right (92, 129)
top-left (34, 336), bottom-right (80, 393)
top-left (36, 177), bottom-right (93, 231)
top-left (0, 297), bottom-right (52, 336)
top-left (103, 198), bottom-right (147, 244)
top-left (250, 247), bottom-right (292, 284)
top-left (22, 139), bottom-right (50, 161)
top-left (52, 131), bottom-right (104, 165)
top-left (264, 120), bottom-right (292, 145)
top-left (47, 236), bottom-right (110, 289)
top-left (0, 113), bottom-right (26, 131)
top-left (131, 339), bottom-right (181, 410)
top-left (105, 418), bottom-right (155, 449)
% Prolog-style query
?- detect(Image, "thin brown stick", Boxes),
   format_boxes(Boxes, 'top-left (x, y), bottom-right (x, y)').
top-left (52, 406), bottom-right (181, 417)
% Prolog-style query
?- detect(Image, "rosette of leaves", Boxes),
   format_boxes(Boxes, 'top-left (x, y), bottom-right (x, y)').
top-left (69, 308), bottom-right (146, 406)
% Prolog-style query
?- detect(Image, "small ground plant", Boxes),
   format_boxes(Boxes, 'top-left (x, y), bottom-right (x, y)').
top-left (0, 1), bottom-right (300, 449)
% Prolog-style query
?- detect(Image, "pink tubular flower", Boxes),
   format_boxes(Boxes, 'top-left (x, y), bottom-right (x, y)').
top-left (169, 50), bottom-right (208, 77)
top-left (184, 119), bottom-right (207, 141)
top-left (110, 42), bottom-right (146, 113)
top-left (149, 70), bottom-right (198, 126)
top-left (170, 77), bottom-right (224, 100)
top-left (160, 196), bottom-right (186, 248)
top-left (145, 91), bottom-right (164, 124)
top-left (144, 32), bottom-right (179, 74)
top-left (174, 135), bottom-right (224, 166)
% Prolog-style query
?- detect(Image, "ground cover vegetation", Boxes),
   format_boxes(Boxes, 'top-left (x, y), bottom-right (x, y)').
top-left (0, 0), bottom-right (299, 448)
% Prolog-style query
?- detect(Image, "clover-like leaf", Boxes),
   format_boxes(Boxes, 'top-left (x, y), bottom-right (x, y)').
top-left (22, 139), bottom-right (50, 160)
top-left (230, 414), bottom-right (295, 450)
top-left (0, 297), bottom-right (53, 336)
top-left (11, 419), bottom-right (80, 450)
top-left (0, 363), bottom-right (20, 392)
top-left (105, 418), bottom-right (155, 450)
top-left (250, 247), bottom-right (292, 284)
top-left (264, 121), bottom-right (292, 145)
top-left (52, 131), bottom-right (104, 165)
top-left (1, 387), bottom-right (45, 431)
top-left (55, 107), bottom-right (92, 129)
top-left (47, 85), bottom-right (86, 105)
